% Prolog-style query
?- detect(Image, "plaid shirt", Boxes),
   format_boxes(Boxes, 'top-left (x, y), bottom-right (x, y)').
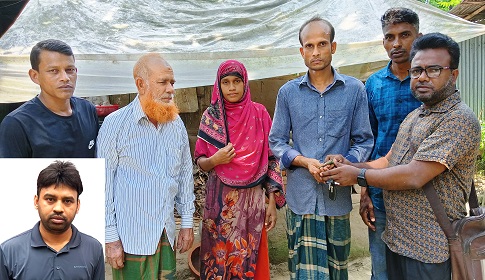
top-left (365, 61), bottom-right (422, 210)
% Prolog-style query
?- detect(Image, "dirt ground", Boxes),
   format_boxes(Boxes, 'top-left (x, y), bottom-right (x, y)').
top-left (105, 193), bottom-right (372, 279)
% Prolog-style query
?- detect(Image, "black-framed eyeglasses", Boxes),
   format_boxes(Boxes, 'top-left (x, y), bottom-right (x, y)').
top-left (408, 66), bottom-right (454, 79)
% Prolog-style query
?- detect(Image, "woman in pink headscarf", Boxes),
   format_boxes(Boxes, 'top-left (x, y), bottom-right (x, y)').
top-left (195, 60), bottom-right (285, 279)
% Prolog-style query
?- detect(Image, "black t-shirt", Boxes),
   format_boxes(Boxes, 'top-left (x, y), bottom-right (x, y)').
top-left (0, 96), bottom-right (99, 158)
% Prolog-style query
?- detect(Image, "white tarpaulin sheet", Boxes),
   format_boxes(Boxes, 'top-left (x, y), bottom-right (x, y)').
top-left (1, 0), bottom-right (485, 103)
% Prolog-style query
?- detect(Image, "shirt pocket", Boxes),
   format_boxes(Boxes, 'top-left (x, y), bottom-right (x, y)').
top-left (326, 109), bottom-right (351, 138)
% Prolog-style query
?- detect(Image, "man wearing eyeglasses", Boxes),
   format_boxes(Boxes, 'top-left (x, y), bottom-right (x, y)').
top-left (362, 8), bottom-right (423, 280)
top-left (321, 33), bottom-right (481, 279)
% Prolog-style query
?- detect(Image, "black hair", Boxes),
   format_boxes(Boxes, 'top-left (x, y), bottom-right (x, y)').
top-left (410, 32), bottom-right (460, 69)
top-left (299, 16), bottom-right (335, 45)
top-left (37, 161), bottom-right (83, 198)
top-left (30, 39), bottom-right (74, 71)
top-left (381, 8), bottom-right (419, 32)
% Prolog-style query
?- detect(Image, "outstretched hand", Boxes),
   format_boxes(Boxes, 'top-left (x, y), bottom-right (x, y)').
top-left (317, 154), bottom-right (350, 180)
top-left (324, 154), bottom-right (350, 166)
top-left (320, 161), bottom-right (360, 186)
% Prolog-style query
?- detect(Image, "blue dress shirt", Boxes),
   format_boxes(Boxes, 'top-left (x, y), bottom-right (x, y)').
top-left (97, 97), bottom-right (195, 255)
top-left (366, 61), bottom-right (422, 210)
top-left (269, 69), bottom-right (373, 216)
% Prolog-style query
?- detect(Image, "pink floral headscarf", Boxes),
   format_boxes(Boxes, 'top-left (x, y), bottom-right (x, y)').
top-left (194, 60), bottom-right (278, 189)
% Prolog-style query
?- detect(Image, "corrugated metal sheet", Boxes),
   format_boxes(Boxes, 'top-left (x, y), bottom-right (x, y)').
top-left (457, 34), bottom-right (485, 120)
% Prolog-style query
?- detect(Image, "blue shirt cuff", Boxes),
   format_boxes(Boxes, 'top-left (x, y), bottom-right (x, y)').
top-left (345, 154), bottom-right (358, 163)
top-left (180, 214), bottom-right (194, 228)
top-left (105, 225), bottom-right (120, 243)
top-left (282, 149), bottom-right (301, 169)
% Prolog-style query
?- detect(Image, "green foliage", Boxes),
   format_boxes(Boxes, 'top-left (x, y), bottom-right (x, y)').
top-left (417, 0), bottom-right (461, 11)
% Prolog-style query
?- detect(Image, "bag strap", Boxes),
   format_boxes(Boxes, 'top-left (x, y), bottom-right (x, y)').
top-left (423, 181), bottom-right (454, 238)
top-left (423, 180), bottom-right (479, 239)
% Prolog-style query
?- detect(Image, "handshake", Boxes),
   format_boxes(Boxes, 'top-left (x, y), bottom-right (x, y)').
top-left (309, 154), bottom-right (360, 192)
top-left (308, 154), bottom-right (354, 183)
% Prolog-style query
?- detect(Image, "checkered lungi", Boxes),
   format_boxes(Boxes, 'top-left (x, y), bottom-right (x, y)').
top-left (286, 207), bottom-right (351, 280)
top-left (112, 231), bottom-right (176, 280)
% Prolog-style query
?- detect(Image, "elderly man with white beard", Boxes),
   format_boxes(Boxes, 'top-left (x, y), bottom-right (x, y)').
top-left (97, 53), bottom-right (195, 280)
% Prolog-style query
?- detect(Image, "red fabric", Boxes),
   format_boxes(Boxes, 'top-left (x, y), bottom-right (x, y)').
top-left (194, 60), bottom-right (273, 187)
top-left (255, 229), bottom-right (271, 280)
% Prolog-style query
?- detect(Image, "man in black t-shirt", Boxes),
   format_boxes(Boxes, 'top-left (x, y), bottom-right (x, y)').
top-left (0, 39), bottom-right (98, 158)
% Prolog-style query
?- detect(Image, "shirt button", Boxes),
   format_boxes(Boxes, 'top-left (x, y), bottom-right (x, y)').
top-left (319, 116), bottom-right (322, 118)
top-left (56, 267), bottom-right (60, 270)
top-left (319, 138), bottom-right (322, 141)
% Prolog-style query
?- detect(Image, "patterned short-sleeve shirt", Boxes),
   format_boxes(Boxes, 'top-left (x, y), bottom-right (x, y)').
top-left (382, 91), bottom-right (481, 263)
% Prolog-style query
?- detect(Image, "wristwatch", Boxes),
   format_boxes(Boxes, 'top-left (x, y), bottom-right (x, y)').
top-left (357, 168), bottom-right (368, 187)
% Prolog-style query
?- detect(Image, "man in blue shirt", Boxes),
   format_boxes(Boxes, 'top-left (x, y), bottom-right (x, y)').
top-left (0, 161), bottom-right (104, 280)
top-left (98, 53), bottom-right (195, 279)
top-left (0, 39), bottom-right (99, 158)
top-left (269, 17), bottom-right (373, 280)
top-left (362, 8), bottom-right (422, 280)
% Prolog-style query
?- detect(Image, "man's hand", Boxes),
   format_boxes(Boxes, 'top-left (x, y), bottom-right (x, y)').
top-left (319, 154), bottom-right (349, 176)
top-left (211, 143), bottom-right (236, 165)
top-left (265, 193), bottom-right (277, 231)
top-left (324, 154), bottom-right (351, 166)
top-left (359, 187), bottom-right (376, 231)
top-left (176, 228), bottom-right (194, 253)
top-left (293, 156), bottom-right (326, 183)
top-left (320, 161), bottom-right (360, 186)
top-left (106, 240), bottom-right (125, 269)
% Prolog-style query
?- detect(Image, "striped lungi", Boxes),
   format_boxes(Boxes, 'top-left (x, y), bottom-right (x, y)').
top-left (286, 206), bottom-right (351, 280)
top-left (112, 231), bottom-right (176, 280)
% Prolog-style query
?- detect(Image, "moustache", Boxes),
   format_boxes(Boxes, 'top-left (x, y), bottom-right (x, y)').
top-left (49, 214), bottom-right (66, 221)
top-left (391, 48), bottom-right (405, 55)
top-left (415, 81), bottom-right (432, 87)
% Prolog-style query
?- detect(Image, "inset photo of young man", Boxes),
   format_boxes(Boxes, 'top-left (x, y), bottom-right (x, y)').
top-left (0, 158), bottom-right (105, 280)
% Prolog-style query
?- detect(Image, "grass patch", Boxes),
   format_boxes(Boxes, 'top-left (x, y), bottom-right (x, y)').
top-left (268, 233), bottom-right (289, 265)
top-left (349, 244), bottom-right (370, 261)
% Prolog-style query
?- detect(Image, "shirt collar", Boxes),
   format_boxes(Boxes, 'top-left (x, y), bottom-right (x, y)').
top-left (132, 95), bottom-right (149, 124)
top-left (384, 60), bottom-right (410, 81)
top-left (418, 90), bottom-right (461, 117)
top-left (31, 221), bottom-right (81, 252)
top-left (299, 66), bottom-right (345, 89)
